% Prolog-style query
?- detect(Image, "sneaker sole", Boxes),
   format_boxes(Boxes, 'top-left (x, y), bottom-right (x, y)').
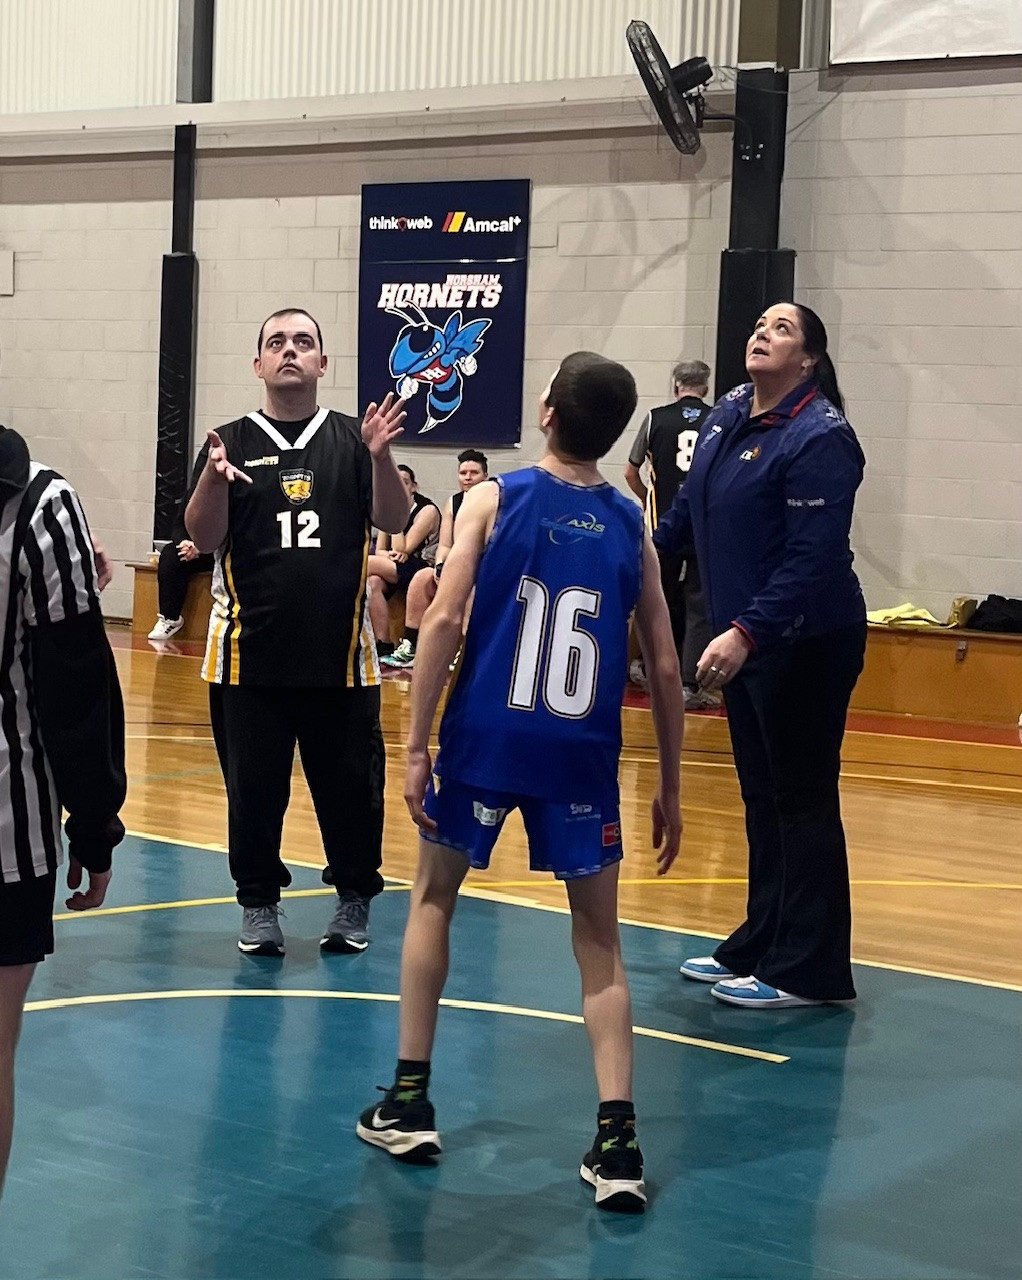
top-left (237, 940), bottom-right (285, 957)
top-left (356, 1122), bottom-right (441, 1161)
top-left (710, 988), bottom-right (825, 1008)
top-left (579, 1164), bottom-right (647, 1213)
top-left (679, 964), bottom-right (734, 983)
top-left (320, 934), bottom-right (369, 954)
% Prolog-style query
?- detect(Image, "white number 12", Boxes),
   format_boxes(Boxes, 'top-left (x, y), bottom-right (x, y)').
top-left (509, 577), bottom-right (601, 719)
top-left (276, 510), bottom-right (321, 548)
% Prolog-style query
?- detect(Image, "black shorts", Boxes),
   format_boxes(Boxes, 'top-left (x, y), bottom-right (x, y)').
top-left (383, 555), bottom-right (429, 598)
top-left (0, 871), bottom-right (57, 966)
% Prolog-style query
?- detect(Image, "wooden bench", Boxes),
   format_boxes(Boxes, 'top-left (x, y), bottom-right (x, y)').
top-left (130, 560), bottom-right (409, 649)
top-left (852, 623), bottom-right (1021, 724)
top-left (128, 560), bottom-right (213, 644)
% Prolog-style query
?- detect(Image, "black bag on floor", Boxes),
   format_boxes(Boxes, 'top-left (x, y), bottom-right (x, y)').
top-left (966, 595), bottom-right (1022, 633)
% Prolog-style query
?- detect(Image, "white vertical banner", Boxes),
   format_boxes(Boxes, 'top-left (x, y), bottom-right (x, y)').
top-left (831, 0), bottom-right (1022, 64)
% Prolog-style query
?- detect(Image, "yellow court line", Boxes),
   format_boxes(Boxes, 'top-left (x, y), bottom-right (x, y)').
top-left (52, 882), bottom-right (412, 922)
top-left (21, 988), bottom-right (787, 1063)
top-left (118, 829), bottom-right (1022, 993)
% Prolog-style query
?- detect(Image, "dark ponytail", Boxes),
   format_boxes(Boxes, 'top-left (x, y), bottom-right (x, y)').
top-left (790, 302), bottom-right (845, 414)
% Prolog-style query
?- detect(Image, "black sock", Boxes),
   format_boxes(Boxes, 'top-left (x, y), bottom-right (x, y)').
top-left (403, 626), bottom-right (419, 648)
top-left (392, 1058), bottom-right (431, 1103)
top-left (377, 640), bottom-right (395, 657)
top-left (598, 1100), bottom-right (637, 1143)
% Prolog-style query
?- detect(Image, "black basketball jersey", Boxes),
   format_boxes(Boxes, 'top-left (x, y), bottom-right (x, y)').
top-left (199, 408), bottom-right (376, 687)
top-left (645, 396), bottom-right (711, 531)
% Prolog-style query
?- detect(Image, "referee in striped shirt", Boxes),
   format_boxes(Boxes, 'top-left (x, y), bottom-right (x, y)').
top-left (0, 425), bottom-right (125, 1197)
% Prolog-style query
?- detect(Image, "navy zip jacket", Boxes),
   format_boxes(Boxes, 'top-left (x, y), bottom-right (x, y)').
top-left (652, 380), bottom-right (866, 650)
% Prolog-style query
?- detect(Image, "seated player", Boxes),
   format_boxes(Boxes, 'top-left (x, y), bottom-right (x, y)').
top-left (148, 490), bottom-right (214, 642)
top-left (382, 449), bottom-right (489, 669)
top-left (366, 465), bottom-right (440, 655)
top-left (357, 352), bottom-right (684, 1214)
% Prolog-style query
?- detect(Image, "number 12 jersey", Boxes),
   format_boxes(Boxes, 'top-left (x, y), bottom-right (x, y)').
top-left (435, 467), bottom-right (644, 805)
top-left (197, 409), bottom-right (377, 688)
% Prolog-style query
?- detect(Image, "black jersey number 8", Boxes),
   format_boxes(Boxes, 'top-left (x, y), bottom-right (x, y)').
top-left (508, 576), bottom-right (601, 719)
top-left (276, 510), bottom-right (321, 548)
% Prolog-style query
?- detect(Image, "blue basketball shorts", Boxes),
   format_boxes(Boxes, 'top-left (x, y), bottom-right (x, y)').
top-left (421, 777), bottom-right (623, 881)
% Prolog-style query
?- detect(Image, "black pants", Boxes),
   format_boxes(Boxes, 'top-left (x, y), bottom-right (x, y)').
top-left (715, 623), bottom-right (866, 1001)
top-left (157, 542), bottom-right (215, 619)
top-left (209, 683), bottom-right (386, 908)
top-left (660, 553), bottom-right (713, 687)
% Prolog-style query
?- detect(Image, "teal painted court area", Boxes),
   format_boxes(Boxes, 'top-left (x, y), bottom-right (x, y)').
top-left (2, 838), bottom-right (1019, 1280)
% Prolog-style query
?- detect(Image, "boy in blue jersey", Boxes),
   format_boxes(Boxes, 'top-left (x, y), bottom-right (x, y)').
top-left (357, 352), bottom-right (684, 1212)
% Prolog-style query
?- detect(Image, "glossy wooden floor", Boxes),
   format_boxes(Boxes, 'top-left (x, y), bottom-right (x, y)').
top-left (113, 632), bottom-right (1022, 989)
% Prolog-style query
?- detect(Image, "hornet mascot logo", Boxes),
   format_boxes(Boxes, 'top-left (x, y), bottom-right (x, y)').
top-left (386, 304), bottom-right (491, 433)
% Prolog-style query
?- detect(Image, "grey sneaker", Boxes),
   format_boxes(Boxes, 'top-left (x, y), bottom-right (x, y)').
top-left (238, 904), bottom-right (285, 956)
top-left (321, 891), bottom-right (371, 953)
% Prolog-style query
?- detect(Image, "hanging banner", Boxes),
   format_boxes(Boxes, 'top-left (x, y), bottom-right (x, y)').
top-left (358, 179), bottom-right (531, 448)
top-left (831, 0), bottom-right (1022, 63)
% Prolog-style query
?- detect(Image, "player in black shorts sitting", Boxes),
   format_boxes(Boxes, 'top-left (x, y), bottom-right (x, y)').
top-left (366, 465), bottom-right (440, 657)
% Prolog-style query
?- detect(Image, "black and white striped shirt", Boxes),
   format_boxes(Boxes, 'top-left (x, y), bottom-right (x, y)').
top-left (1, 462), bottom-right (99, 883)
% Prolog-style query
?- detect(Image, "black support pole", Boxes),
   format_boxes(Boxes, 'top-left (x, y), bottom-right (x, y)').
top-left (153, 123), bottom-right (199, 543)
top-left (713, 68), bottom-right (794, 400)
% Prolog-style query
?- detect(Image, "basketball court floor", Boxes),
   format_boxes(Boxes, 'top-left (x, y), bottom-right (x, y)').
top-left (2, 635), bottom-right (1019, 1280)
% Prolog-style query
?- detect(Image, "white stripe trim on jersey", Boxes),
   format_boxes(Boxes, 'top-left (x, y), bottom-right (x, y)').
top-left (0, 495), bottom-right (19, 879)
top-left (246, 407), bottom-right (329, 452)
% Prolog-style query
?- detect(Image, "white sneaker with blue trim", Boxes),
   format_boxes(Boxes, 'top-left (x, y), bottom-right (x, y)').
top-left (679, 956), bottom-right (735, 983)
top-left (710, 976), bottom-right (827, 1008)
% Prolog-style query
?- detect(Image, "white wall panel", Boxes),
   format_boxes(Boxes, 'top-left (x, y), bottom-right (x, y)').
top-left (831, 0), bottom-right (1022, 64)
top-left (214, 0), bottom-right (740, 102)
top-left (0, 0), bottom-right (177, 114)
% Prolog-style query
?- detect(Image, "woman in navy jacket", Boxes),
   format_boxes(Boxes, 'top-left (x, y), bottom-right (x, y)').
top-left (654, 302), bottom-right (866, 1008)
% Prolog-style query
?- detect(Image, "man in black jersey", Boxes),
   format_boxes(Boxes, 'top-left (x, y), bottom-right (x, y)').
top-left (186, 308), bottom-right (409, 957)
top-left (625, 360), bottom-right (714, 706)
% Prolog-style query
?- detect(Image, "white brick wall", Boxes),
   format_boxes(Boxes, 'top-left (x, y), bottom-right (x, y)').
top-left (193, 128), bottom-right (732, 521)
top-left (0, 160), bottom-right (171, 619)
top-left (783, 68), bottom-right (1022, 617)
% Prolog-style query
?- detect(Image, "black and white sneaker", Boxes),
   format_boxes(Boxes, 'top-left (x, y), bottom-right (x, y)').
top-left (238, 904), bottom-right (285, 956)
top-left (580, 1134), bottom-right (647, 1213)
top-left (356, 1092), bottom-right (441, 1161)
top-left (321, 891), bottom-right (371, 953)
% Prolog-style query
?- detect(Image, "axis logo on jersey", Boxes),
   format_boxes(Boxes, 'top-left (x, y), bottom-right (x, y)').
top-left (280, 469), bottom-right (314, 504)
top-left (541, 513), bottom-right (607, 545)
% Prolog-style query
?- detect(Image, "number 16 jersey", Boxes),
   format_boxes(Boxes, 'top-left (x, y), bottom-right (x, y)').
top-left (436, 467), bottom-right (644, 805)
top-left (197, 408), bottom-right (377, 688)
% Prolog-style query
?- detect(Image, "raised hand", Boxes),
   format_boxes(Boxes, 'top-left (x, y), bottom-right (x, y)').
top-left (361, 393), bottom-right (407, 457)
top-left (205, 429), bottom-right (252, 485)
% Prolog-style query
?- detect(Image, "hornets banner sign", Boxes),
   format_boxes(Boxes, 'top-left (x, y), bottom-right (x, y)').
top-left (358, 180), bottom-right (530, 448)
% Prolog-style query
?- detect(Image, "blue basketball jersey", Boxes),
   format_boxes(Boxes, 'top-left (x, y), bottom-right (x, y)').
top-left (435, 467), bottom-right (644, 804)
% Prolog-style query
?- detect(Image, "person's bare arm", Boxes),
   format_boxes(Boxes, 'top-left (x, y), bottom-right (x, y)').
top-left (393, 504), bottom-right (440, 560)
top-left (624, 461), bottom-right (647, 503)
top-left (404, 482), bottom-right (499, 829)
top-left (632, 533), bottom-right (684, 873)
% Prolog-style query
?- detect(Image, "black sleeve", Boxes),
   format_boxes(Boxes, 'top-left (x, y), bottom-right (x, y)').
top-left (30, 610), bottom-right (126, 873)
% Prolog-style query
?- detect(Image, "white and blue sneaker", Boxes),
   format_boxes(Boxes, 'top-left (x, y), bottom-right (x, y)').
top-left (679, 956), bottom-right (735, 983)
top-left (710, 976), bottom-right (826, 1008)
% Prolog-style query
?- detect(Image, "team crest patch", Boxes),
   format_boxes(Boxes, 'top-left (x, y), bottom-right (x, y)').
top-left (280, 468), bottom-right (314, 504)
